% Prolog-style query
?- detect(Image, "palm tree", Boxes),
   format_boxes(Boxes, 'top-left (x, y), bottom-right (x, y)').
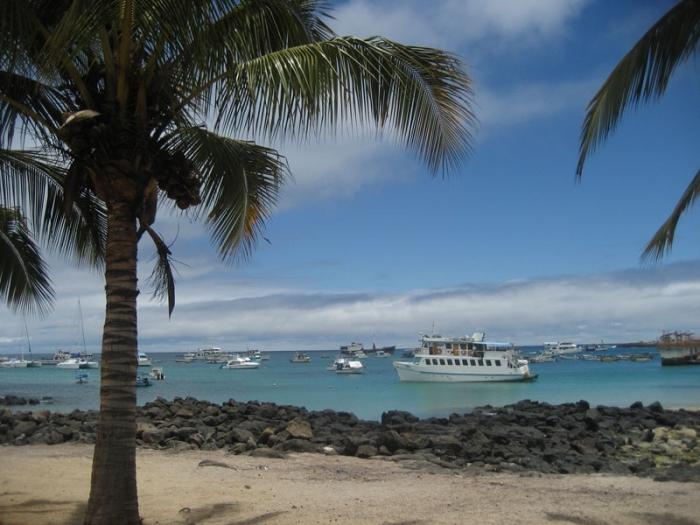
top-left (577, 0), bottom-right (700, 259)
top-left (1, 1), bottom-right (476, 523)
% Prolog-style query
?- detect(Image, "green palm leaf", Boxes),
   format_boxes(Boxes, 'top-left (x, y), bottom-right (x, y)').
top-left (0, 206), bottom-right (53, 315)
top-left (167, 126), bottom-right (288, 261)
top-left (214, 37), bottom-right (475, 173)
top-left (577, 0), bottom-right (700, 257)
top-left (643, 168), bottom-right (700, 260)
top-left (0, 148), bottom-right (106, 267)
top-left (577, 0), bottom-right (700, 177)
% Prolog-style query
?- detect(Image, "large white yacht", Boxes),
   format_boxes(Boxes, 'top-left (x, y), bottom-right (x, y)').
top-left (393, 332), bottom-right (536, 382)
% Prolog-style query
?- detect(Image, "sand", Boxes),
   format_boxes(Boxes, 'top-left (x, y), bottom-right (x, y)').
top-left (1, 444), bottom-right (699, 525)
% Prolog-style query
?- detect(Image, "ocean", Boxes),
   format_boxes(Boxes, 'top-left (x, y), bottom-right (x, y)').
top-left (1, 347), bottom-right (699, 420)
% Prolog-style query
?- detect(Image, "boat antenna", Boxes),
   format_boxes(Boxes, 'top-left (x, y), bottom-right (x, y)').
top-left (78, 298), bottom-right (88, 354)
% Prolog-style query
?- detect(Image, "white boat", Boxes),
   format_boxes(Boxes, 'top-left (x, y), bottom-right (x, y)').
top-left (80, 359), bottom-right (99, 369)
top-left (150, 367), bottom-right (165, 380)
top-left (175, 352), bottom-right (194, 363)
top-left (56, 357), bottom-right (82, 369)
top-left (191, 346), bottom-right (226, 361)
top-left (327, 357), bottom-right (364, 374)
top-left (221, 355), bottom-right (260, 369)
top-left (393, 332), bottom-right (536, 383)
top-left (137, 352), bottom-right (152, 367)
top-left (528, 353), bottom-right (557, 363)
top-left (0, 358), bottom-right (30, 368)
top-left (339, 343), bottom-right (367, 359)
top-left (543, 342), bottom-right (581, 355)
top-left (205, 354), bottom-right (230, 363)
top-left (245, 349), bottom-right (270, 361)
top-left (290, 352), bottom-right (311, 363)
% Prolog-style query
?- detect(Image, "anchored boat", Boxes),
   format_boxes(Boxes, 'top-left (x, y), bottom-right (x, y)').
top-left (658, 332), bottom-right (700, 365)
top-left (393, 332), bottom-right (536, 383)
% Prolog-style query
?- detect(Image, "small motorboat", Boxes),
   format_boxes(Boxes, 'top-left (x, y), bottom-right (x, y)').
top-left (150, 367), bottom-right (165, 380)
top-left (136, 375), bottom-right (153, 387)
top-left (333, 358), bottom-right (364, 374)
top-left (75, 372), bottom-right (89, 384)
top-left (137, 352), bottom-right (152, 367)
top-left (221, 355), bottom-right (260, 369)
top-left (290, 352), bottom-right (311, 363)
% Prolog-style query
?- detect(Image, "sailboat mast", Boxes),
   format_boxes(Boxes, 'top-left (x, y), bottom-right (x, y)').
top-left (78, 299), bottom-right (88, 354)
top-left (24, 319), bottom-right (32, 357)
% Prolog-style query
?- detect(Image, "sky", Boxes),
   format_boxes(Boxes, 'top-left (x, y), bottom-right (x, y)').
top-left (2, 0), bottom-right (699, 354)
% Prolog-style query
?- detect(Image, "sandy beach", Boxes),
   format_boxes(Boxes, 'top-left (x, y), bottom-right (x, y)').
top-left (0, 444), bottom-right (698, 525)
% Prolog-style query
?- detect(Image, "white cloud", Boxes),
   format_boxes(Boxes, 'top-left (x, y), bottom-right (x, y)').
top-left (333, 0), bottom-right (590, 49)
top-left (5, 261), bottom-right (698, 354)
top-left (476, 78), bottom-right (598, 129)
top-left (277, 137), bottom-right (419, 208)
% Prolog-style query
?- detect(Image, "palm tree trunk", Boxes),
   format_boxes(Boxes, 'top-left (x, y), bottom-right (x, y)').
top-left (84, 200), bottom-right (140, 525)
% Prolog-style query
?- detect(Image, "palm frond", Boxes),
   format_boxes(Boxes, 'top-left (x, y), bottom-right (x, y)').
top-left (144, 225), bottom-right (176, 317)
top-left (0, 70), bottom-right (64, 146)
top-left (167, 126), bottom-right (288, 261)
top-left (0, 206), bottom-right (53, 315)
top-left (214, 37), bottom-right (476, 174)
top-left (0, 148), bottom-right (106, 268)
top-left (643, 168), bottom-right (700, 260)
top-left (577, 0), bottom-right (700, 178)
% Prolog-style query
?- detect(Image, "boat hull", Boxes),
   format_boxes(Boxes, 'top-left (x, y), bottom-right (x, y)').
top-left (658, 346), bottom-right (700, 365)
top-left (56, 362), bottom-right (80, 369)
top-left (393, 361), bottom-right (535, 383)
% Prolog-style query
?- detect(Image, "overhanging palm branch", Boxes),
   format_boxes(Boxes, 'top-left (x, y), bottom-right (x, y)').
top-left (0, 148), bottom-right (106, 267)
top-left (643, 168), bottom-right (700, 260)
top-left (168, 126), bottom-right (288, 261)
top-left (577, 0), bottom-right (700, 256)
top-left (0, 206), bottom-right (53, 314)
top-left (577, 0), bottom-right (699, 176)
top-left (213, 37), bottom-right (475, 173)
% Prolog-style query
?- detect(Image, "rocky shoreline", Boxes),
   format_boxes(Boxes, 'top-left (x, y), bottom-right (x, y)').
top-left (2, 396), bottom-right (699, 481)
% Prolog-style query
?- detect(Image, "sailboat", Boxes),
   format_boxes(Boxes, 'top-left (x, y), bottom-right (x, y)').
top-left (24, 320), bottom-right (42, 367)
top-left (0, 321), bottom-right (32, 368)
top-left (76, 300), bottom-right (99, 368)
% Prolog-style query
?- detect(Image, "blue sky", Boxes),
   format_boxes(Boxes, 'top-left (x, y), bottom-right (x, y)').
top-left (2, 0), bottom-right (699, 353)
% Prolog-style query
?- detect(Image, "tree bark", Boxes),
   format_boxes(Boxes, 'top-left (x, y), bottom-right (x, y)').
top-left (84, 199), bottom-right (140, 525)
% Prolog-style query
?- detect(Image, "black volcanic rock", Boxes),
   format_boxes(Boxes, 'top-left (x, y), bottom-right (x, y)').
top-left (2, 396), bottom-right (699, 480)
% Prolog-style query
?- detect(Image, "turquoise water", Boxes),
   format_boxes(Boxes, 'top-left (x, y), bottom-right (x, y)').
top-left (1, 348), bottom-right (699, 420)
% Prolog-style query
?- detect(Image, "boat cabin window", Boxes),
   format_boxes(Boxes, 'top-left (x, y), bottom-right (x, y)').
top-left (485, 360), bottom-right (492, 366)
top-left (495, 360), bottom-right (501, 367)
top-left (439, 359), bottom-right (445, 365)
top-left (431, 359), bottom-right (437, 365)
top-left (454, 359), bottom-right (461, 365)
top-left (445, 343), bottom-right (452, 350)
top-left (470, 359), bottom-right (476, 366)
top-left (462, 359), bottom-right (469, 365)
top-left (460, 343), bottom-right (467, 350)
top-left (446, 359), bottom-right (453, 365)
top-left (478, 359), bottom-right (484, 366)
top-left (424, 359), bottom-right (431, 365)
